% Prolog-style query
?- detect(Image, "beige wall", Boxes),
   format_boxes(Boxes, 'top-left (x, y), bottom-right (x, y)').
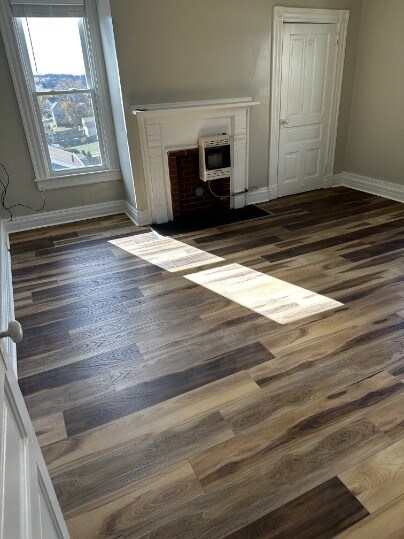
top-left (0, 0), bottom-right (367, 219)
top-left (110, 0), bottom-right (364, 208)
top-left (345, 0), bottom-right (404, 186)
top-left (0, 33), bottom-right (124, 220)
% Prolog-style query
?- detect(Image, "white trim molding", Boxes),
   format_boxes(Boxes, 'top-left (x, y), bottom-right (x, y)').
top-left (246, 188), bottom-right (271, 205)
top-left (0, 0), bottom-right (120, 183)
top-left (130, 98), bottom-right (259, 116)
top-left (2, 199), bottom-right (153, 234)
top-left (269, 7), bottom-right (349, 195)
top-left (131, 98), bottom-right (259, 224)
top-left (0, 220), bottom-right (17, 372)
top-left (125, 202), bottom-right (152, 226)
top-left (4, 200), bottom-right (126, 233)
top-left (36, 169), bottom-right (122, 191)
top-left (330, 172), bottom-right (404, 203)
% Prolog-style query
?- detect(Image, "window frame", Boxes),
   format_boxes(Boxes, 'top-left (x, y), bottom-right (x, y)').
top-left (0, 0), bottom-right (121, 190)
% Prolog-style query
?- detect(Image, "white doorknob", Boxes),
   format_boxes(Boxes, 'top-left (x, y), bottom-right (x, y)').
top-left (0, 321), bottom-right (23, 344)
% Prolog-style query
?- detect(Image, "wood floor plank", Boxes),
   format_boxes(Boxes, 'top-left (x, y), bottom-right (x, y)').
top-left (259, 293), bottom-right (404, 359)
top-left (339, 438), bottom-right (404, 513)
top-left (19, 344), bottom-right (142, 396)
top-left (33, 413), bottom-right (67, 448)
top-left (185, 262), bottom-right (342, 324)
top-left (342, 238), bottom-right (404, 262)
top-left (53, 411), bottom-right (233, 513)
top-left (31, 264), bottom-right (161, 302)
top-left (122, 419), bottom-right (389, 538)
top-left (63, 342), bottom-right (273, 436)
top-left (24, 372), bottom-right (117, 421)
top-left (114, 340), bottom-right (273, 392)
top-left (338, 496), bottom-right (404, 538)
top-left (224, 477), bottom-right (368, 538)
top-left (65, 461), bottom-right (204, 539)
top-left (226, 338), bottom-right (404, 437)
top-left (366, 392), bottom-right (404, 442)
top-left (193, 372), bottom-right (400, 491)
top-left (262, 219), bottom-right (404, 264)
top-left (9, 189), bottom-right (404, 538)
top-left (42, 372), bottom-right (260, 474)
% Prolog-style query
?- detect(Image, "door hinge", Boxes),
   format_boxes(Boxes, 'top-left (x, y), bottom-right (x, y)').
top-left (336, 32), bottom-right (340, 46)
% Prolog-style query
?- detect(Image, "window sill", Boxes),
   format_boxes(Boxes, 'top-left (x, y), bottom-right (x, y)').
top-left (35, 169), bottom-right (122, 191)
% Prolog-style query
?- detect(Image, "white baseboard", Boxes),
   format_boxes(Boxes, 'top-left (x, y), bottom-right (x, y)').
top-left (0, 220), bottom-right (16, 372)
top-left (125, 202), bottom-right (152, 226)
top-left (4, 200), bottom-right (127, 233)
top-left (246, 187), bottom-right (270, 205)
top-left (246, 174), bottom-right (404, 205)
top-left (3, 173), bottom-right (401, 234)
top-left (325, 173), bottom-right (343, 187)
top-left (338, 172), bottom-right (404, 203)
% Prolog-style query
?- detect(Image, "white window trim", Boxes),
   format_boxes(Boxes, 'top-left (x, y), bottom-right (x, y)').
top-left (0, 0), bottom-right (121, 190)
top-left (36, 168), bottom-right (121, 190)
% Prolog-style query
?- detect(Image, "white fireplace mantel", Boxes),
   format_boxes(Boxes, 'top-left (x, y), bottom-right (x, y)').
top-left (130, 98), bottom-right (259, 224)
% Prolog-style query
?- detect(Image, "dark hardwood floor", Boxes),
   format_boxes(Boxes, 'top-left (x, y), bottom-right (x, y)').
top-left (10, 187), bottom-right (404, 538)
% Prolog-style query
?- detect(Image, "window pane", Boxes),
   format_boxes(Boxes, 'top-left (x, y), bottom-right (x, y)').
top-left (20, 18), bottom-right (88, 91)
top-left (38, 93), bottom-right (102, 171)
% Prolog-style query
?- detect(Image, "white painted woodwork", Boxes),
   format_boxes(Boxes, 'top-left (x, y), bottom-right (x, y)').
top-left (131, 99), bottom-right (259, 224)
top-left (0, 223), bottom-right (16, 372)
top-left (0, 342), bottom-right (69, 539)
top-left (330, 172), bottom-right (404, 204)
top-left (269, 7), bottom-right (349, 198)
top-left (278, 23), bottom-right (337, 197)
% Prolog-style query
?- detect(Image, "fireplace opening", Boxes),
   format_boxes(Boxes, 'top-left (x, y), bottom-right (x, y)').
top-left (168, 148), bottom-right (230, 218)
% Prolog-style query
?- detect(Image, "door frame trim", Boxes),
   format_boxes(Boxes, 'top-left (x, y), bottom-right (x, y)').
top-left (268, 7), bottom-right (350, 198)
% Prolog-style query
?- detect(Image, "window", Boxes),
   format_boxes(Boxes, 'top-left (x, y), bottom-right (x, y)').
top-left (0, 0), bottom-right (120, 187)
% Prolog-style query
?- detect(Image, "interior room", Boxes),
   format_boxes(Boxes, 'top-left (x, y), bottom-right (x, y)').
top-left (0, 0), bottom-right (403, 537)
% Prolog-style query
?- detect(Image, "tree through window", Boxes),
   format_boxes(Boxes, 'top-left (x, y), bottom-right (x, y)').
top-left (1, 0), bottom-right (118, 181)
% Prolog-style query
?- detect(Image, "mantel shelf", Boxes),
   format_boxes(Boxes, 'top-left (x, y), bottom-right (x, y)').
top-left (130, 97), bottom-right (260, 117)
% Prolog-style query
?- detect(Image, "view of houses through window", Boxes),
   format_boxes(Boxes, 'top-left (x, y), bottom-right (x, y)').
top-left (21, 17), bottom-right (103, 172)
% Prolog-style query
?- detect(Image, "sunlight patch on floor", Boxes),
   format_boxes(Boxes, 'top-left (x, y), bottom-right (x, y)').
top-left (109, 232), bottom-right (224, 272)
top-left (185, 263), bottom-right (343, 324)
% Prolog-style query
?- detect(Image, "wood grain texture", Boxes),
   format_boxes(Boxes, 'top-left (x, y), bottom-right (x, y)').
top-left (366, 392), bottom-right (404, 442)
top-left (65, 461), bottom-right (204, 539)
top-left (9, 190), bottom-right (404, 538)
top-left (192, 372), bottom-right (400, 491)
top-left (339, 438), bottom-right (404, 513)
top-left (43, 372), bottom-right (259, 474)
top-left (33, 413), bottom-right (67, 447)
top-left (338, 496), bottom-right (404, 538)
top-left (224, 477), bottom-right (368, 538)
top-left (63, 342), bottom-right (272, 436)
top-left (53, 411), bottom-right (233, 512)
top-left (122, 419), bottom-right (388, 538)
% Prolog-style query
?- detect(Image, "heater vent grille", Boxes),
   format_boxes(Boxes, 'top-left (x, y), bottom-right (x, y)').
top-left (199, 134), bottom-right (232, 182)
top-left (203, 135), bottom-right (231, 148)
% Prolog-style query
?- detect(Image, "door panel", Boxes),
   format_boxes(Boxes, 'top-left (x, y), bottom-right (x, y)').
top-left (2, 389), bottom-right (27, 539)
top-left (278, 23), bottom-right (338, 197)
top-left (288, 36), bottom-right (306, 119)
top-left (0, 342), bottom-right (69, 539)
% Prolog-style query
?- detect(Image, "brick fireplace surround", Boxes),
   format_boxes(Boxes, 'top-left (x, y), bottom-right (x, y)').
top-left (168, 148), bottom-right (230, 217)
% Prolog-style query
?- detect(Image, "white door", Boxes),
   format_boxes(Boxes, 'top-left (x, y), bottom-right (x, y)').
top-left (278, 23), bottom-right (338, 197)
top-left (0, 342), bottom-right (69, 539)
